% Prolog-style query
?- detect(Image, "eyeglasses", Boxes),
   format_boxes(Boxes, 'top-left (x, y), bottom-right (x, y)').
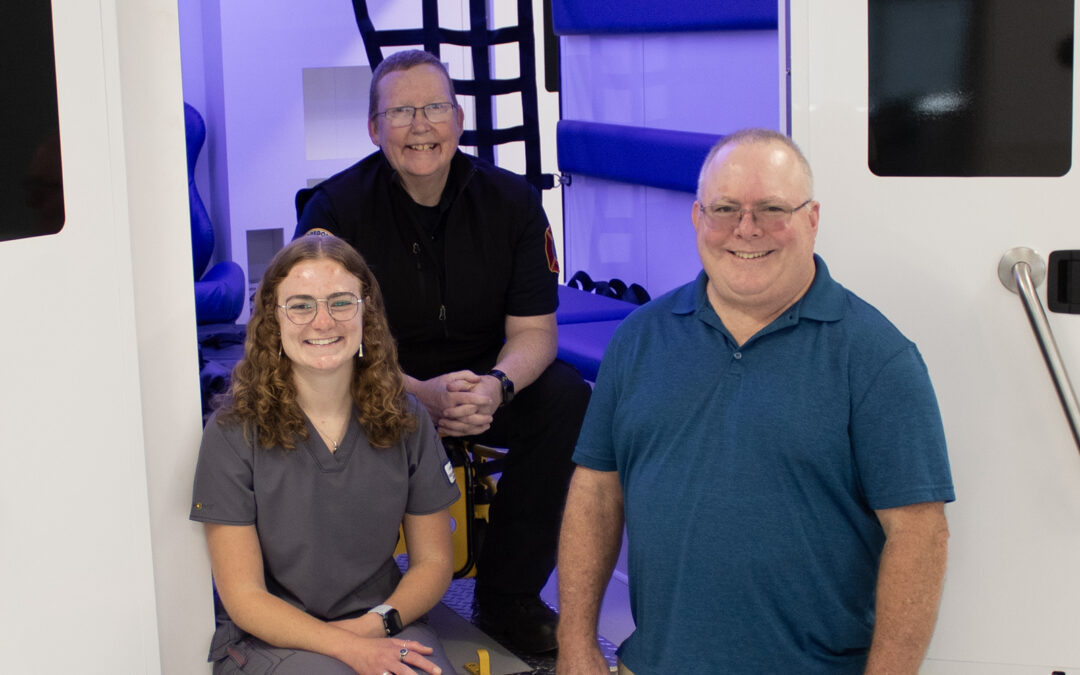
top-left (373, 102), bottom-right (457, 128)
top-left (277, 293), bottom-right (362, 325)
top-left (698, 199), bottom-right (812, 232)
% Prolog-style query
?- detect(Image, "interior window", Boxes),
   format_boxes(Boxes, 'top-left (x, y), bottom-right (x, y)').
top-left (869, 0), bottom-right (1073, 177)
top-left (1, 3), bottom-right (64, 242)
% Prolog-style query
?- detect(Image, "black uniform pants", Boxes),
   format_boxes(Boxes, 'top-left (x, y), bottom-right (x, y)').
top-left (471, 358), bottom-right (591, 596)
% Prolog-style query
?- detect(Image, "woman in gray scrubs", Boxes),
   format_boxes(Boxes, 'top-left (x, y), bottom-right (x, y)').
top-left (191, 234), bottom-right (461, 675)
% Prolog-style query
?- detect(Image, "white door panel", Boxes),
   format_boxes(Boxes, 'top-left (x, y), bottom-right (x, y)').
top-left (788, 2), bottom-right (1080, 671)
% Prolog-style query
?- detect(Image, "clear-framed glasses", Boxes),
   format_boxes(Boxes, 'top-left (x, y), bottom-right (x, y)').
top-left (698, 199), bottom-right (812, 232)
top-left (373, 102), bottom-right (457, 128)
top-left (277, 292), bottom-right (362, 325)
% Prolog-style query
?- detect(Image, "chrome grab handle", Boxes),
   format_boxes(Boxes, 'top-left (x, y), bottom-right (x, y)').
top-left (999, 247), bottom-right (1080, 452)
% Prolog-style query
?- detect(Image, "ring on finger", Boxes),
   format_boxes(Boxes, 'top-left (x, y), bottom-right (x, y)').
top-left (399, 647), bottom-right (409, 661)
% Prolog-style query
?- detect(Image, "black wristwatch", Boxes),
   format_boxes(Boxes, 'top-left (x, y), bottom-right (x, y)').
top-left (368, 604), bottom-right (403, 636)
top-left (487, 369), bottom-right (515, 407)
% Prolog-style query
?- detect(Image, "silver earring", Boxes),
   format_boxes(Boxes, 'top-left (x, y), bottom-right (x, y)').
top-left (357, 343), bottom-right (364, 358)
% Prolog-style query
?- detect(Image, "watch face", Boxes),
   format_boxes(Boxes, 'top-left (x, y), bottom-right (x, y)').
top-left (384, 608), bottom-right (403, 635)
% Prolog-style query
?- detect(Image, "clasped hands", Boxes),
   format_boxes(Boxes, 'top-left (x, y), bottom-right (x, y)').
top-left (415, 370), bottom-right (501, 437)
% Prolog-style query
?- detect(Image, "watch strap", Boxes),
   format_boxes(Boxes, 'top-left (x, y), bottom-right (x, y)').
top-left (367, 604), bottom-right (403, 636)
top-left (487, 369), bottom-right (515, 406)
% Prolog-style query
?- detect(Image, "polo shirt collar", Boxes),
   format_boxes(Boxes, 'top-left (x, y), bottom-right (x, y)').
top-left (791, 254), bottom-right (846, 322)
top-left (673, 253), bottom-right (846, 329)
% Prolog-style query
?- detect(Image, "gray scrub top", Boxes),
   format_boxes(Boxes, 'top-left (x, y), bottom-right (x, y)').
top-left (190, 395), bottom-right (459, 626)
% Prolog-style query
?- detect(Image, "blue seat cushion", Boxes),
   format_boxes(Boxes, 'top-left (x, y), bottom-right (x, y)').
top-left (557, 285), bottom-right (637, 324)
top-left (195, 261), bottom-right (246, 325)
top-left (552, 0), bottom-right (776, 34)
top-left (557, 320), bottom-right (623, 382)
top-left (557, 120), bottom-right (720, 193)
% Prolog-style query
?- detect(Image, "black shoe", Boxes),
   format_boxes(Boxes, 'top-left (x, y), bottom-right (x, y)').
top-left (473, 592), bottom-right (559, 655)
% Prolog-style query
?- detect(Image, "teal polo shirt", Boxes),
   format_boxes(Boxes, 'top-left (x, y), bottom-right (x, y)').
top-left (573, 255), bottom-right (954, 674)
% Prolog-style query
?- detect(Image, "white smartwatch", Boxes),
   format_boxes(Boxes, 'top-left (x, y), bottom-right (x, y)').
top-left (367, 604), bottom-right (403, 636)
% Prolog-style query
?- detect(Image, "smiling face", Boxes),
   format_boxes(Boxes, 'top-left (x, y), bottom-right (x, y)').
top-left (691, 139), bottom-right (820, 322)
top-left (368, 63), bottom-right (464, 203)
top-left (277, 258), bottom-right (364, 380)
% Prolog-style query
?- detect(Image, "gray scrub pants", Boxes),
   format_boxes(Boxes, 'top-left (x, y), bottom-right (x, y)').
top-left (213, 622), bottom-right (459, 675)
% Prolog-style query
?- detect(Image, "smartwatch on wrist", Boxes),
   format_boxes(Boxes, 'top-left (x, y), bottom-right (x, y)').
top-left (487, 369), bottom-right (515, 407)
top-left (367, 604), bottom-right (403, 636)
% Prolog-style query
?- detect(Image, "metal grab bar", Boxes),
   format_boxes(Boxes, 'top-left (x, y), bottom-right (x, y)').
top-left (998, 247), bottom-right (1080, 452)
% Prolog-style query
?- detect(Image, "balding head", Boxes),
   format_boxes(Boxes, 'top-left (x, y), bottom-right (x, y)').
top-left (697, 128), bottom-right (814, 202)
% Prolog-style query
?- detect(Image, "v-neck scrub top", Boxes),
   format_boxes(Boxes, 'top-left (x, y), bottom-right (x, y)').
top-left (190, 397), bottom-right (459, 658)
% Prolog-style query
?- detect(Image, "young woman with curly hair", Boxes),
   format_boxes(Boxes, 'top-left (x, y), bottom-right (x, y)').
top-left (191, 234), bottom-right (460, 675)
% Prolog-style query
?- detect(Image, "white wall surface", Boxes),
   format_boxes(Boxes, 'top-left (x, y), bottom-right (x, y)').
top-left (177, 0), bottom-right (220, 264)
top-left (0, 0), bottom-right (211, 672)
top-left (559, 30), bottom-right (780, 297)
top-left (560, 31), bottom-right (779, 131)
top-left (788, 2), bottom-right (1080, 672)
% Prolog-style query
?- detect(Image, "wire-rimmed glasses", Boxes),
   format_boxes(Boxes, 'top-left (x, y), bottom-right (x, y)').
top-left (373, 102), bottom-right (457, 128)
top-left (277, 293), bottom-right (362, 325)
top-left (698, 199), bottom-right (812, 232)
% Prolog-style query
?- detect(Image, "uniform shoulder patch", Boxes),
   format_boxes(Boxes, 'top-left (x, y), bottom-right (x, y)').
top-left (545, 227), bottom-right (560, 274)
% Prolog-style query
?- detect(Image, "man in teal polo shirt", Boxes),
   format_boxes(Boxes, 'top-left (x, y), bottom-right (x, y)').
top-left (556, 128), bottom-right (954, 674)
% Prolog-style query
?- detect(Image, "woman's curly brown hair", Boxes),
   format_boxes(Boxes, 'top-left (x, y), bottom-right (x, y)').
top-left (216, 234), bottom-right (416, 449)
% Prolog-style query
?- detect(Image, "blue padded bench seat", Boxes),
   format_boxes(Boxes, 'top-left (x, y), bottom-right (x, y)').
top-left (552, 0), bottom-right (776, 34)
top-left (558, 320), bottom-right (623, 382)
top-left (557, 284), bottom-right (637, 324)
top-left (557, 120), bottom-right (720, 194)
